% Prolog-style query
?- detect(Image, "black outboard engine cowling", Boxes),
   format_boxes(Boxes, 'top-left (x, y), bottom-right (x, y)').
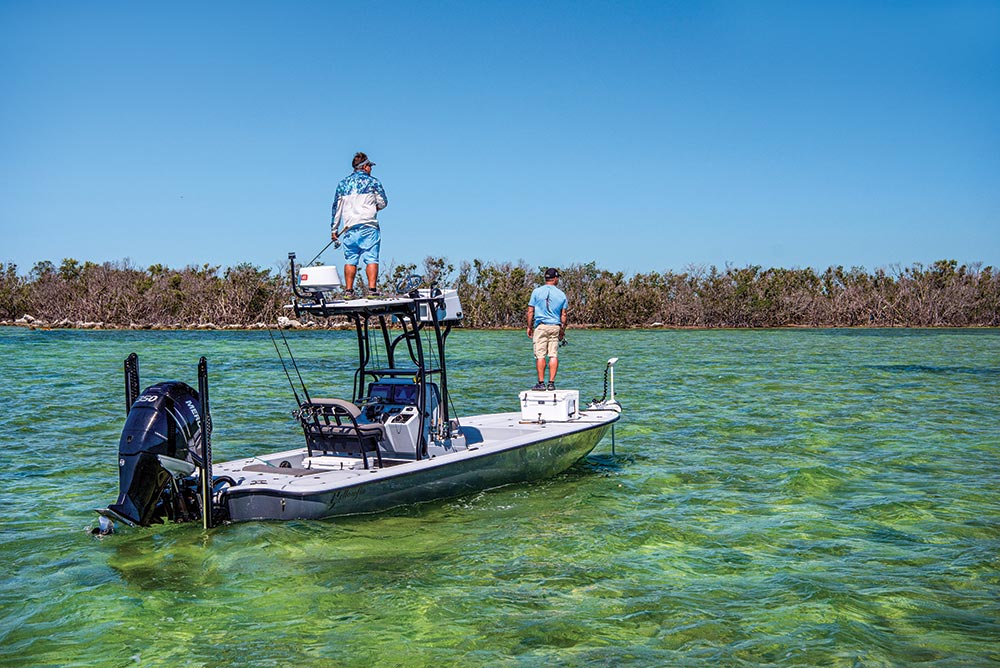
top-left (107, 381), bottom-right (205, 526)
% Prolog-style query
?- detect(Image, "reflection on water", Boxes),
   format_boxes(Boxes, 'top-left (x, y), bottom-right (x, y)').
top-left (1, 327), bottom-right (998, 667)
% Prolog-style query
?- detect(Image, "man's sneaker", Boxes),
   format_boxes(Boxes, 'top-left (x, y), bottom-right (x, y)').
top-left (367, 288), bottom-right (382, 298)
top-left (342, 289), bottom-right (356, 300)
top-left (532, 382), bottom-right (546, 391)
top-left (547, 381), bottom-right (556, 391)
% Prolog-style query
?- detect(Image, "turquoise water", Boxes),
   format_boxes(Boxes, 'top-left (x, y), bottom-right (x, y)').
top-left (1, 327), bottom-right (998, 667)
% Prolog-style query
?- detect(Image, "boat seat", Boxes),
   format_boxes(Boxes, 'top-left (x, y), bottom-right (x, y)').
top-left (307, 397), bottom-right (364, 414)
top-left (299, 398), bottom-right (385, 467)
top-left (316, 423), bottom-right (385, 439)
top-left (305, 398), bottom-right (386, 437)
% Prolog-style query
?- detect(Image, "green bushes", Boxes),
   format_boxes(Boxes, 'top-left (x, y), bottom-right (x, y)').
top-left (455, 260), bottom-right (1000, 328)
top-left (2, 257), bottom-right (997, 328)
top-left (0, 263), bottom-right (29, 320)
top-left (7, 259), bottom-right (286, 326)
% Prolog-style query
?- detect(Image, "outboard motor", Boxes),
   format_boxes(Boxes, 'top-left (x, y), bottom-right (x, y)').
top-left (106, 381), bottom-right (205, 526)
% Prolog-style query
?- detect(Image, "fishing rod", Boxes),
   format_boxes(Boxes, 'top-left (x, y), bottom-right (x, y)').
top-left (267, 327), bottom-right (303, 406)
top-left (304, 239), bottom-right (338, 268)
top-left (276, 325), bottom-right (313, 405)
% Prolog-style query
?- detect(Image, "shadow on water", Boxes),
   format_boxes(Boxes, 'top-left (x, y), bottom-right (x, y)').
top-left (579, 451), bottom-right (635, 472)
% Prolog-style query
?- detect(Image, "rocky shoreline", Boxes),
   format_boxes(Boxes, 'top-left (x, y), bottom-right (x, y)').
top-left (4, 314), bottom-right (995, 332)
top-left (3, 315), bottom-right (354, 331)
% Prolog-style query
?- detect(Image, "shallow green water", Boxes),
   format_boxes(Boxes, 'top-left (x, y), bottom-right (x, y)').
top-left (1, 327), bottom-right (998, 667)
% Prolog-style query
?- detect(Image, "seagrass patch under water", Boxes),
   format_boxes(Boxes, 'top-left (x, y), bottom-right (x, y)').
top-left (1, 327), bottom-right (998, 667)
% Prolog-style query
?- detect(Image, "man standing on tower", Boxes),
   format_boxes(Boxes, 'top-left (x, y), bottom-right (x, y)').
top-left (331, 151), bottom-right (388, 298)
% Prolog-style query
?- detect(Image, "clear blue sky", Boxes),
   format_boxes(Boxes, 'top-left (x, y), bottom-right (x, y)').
top-left (2, 1), bottom-right (998, 276)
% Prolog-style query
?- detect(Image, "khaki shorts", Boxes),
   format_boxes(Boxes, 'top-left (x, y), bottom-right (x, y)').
top-left (533, 324), bottom-right (562, 359)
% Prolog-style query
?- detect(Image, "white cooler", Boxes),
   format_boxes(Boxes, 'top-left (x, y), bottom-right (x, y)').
top-left (519, 389), bottom-right (579, 422)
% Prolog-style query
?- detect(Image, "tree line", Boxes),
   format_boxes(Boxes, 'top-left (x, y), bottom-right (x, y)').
top-left (0, 259), bottom-right (285, 327)
top-left (1, 257), bottom-right (997, 329)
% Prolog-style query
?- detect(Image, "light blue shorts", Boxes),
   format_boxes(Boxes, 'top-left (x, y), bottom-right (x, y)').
top-left (342, 225), bottom-right (381, 267)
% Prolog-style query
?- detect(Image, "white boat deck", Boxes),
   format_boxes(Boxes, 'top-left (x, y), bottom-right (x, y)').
top-left (211, 408), bottom-right (619, 496)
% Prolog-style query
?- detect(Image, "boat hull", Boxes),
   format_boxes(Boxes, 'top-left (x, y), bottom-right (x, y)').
top-left (222, 414), bottom-right (615, 522)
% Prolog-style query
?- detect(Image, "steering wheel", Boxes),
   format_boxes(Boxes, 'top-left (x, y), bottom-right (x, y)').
top-left (396, 274), bottom-right (423, 295)
top-left (364, 396), bottom-right (384, 421)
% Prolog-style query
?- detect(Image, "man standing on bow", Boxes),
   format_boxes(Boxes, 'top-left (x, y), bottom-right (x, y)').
top-left (527, 267), bottom-right (568, 390)
top-left (331, 151), bottom-right (388, 298)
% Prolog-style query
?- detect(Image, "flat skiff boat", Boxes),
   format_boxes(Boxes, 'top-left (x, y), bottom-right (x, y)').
top-left (97, 257), bottom-right (622, 532)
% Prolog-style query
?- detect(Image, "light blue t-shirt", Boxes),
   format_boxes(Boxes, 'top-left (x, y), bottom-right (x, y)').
top-left (529, 284), bottom-right (568, 326)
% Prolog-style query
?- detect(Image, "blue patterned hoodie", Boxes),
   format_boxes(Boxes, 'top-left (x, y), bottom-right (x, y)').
top-left (331, 170), bottom-right (388, 234)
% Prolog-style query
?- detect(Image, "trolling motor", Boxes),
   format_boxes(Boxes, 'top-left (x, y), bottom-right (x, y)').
top-left (96, 354), bottom-right (219, 533)
top-left (588, 357), bottom-right (622, 413)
